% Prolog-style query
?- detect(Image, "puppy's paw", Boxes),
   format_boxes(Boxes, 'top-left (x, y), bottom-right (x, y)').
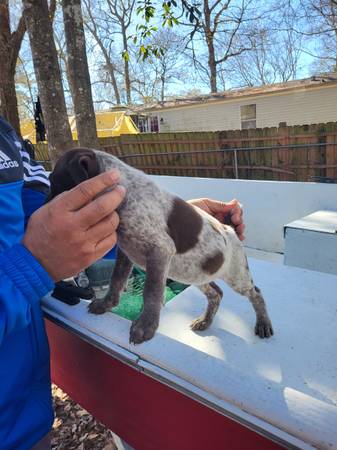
top-left (190, 317), bottom-right (210, 331)
top-left (88, 299), bottom-right (109, 315)
top-left (129, 317), bottom-right (158, 345)
top-left (255, 319), bottom-right (274, 339)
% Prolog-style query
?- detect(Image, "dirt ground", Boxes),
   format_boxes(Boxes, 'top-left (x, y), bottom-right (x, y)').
top-left (51, 384), bottom-right (119, 450)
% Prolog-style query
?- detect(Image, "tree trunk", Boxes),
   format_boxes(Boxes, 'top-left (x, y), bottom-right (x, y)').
top-left (203, 0), bottom-right (217, 93)
top-left (23, 0), bottom-right (73, 162)
top-left (121, 24), bottom-right (131, 104)
top-left (62, 0), bottom-right (98, 148)
top-left (160, 77), bottom-right (165, 103)
top-left (208, 43), bottom-right (218, 93)
top-left (106, 61), bottom-right (122, 105)
top-left (0, 1), bottom-right (26, 136)
top-left (0, 61), bottom-right (21, 135)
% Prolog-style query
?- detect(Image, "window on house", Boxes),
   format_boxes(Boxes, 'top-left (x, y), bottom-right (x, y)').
top-left (137, 117), bottom-right (149, 133)
top-left (150, 116), bottom-right (159, 133)
top-left (241, 104), bottom-right (256, 129)
top-left (133, 115), bottom-right (159, 133)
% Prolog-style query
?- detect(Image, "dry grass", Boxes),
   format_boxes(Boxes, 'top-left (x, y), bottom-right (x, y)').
top-left (51, 384), bottom-right (118, 450)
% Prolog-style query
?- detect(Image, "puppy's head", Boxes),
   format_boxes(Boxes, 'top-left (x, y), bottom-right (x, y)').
top-left (48, 148), bottom-right (100, 201)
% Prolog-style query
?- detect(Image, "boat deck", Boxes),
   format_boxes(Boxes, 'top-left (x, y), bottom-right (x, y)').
top-left (43, 252), bottom-right (337, 449)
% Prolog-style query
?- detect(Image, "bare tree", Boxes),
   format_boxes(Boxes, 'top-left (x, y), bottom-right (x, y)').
top-left (226, 20), bottom-right (302, 88)
top-left (15, 56), bottom-right (35, 119)
top-left (105, 0), bottom-right (135, 104)
top-left (83, 0), bottom-right (121, 104)
top-left (184, 0), bottom-right (260, 92)
top-left (53, 24), bottom-right (73, 111)
top-left (131, 30), bottom-right (187, 103)
top-left (23, 0), bottom-right (73, 161)
top-left (83, 0), bottom-right (136, 104)
top-left (295, 0), bottom-right (337, 72)
top-left (62, 0), bottom-right (98, 147)
top-left (0, 0), bottom-right (26, 134)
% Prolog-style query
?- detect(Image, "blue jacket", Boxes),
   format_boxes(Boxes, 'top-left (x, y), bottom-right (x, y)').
top-left (0, 117), bottom-right (55, 450)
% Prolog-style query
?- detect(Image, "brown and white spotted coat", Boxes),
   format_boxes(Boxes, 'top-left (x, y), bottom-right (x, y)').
top-left (48, 148), bottom-right (274, 344)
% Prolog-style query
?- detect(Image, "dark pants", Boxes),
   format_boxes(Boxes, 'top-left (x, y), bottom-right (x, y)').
top-left (30, 432), bottom-right (51, 450)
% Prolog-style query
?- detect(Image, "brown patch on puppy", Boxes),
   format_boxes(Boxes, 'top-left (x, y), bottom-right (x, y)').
top-left (167, 197), bottom-right (203, 253)
top-left (202, 251), bottom-right (225, 275)
top-left (48, 147), bottom-right (100, 201)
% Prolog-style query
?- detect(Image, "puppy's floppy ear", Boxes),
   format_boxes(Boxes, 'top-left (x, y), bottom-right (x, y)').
top-left (47, 148), bottom-right (100, 202)
top-left (69, 151), bottom-right (100, 184)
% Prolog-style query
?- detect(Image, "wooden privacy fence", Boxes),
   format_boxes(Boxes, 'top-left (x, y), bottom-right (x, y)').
top-left (35, 121), bottom-right (337, 182)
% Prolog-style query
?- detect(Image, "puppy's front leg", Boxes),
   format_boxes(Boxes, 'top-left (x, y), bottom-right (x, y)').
top-left (89, 247), bottom-right (133, 314)
top-left (130, 249), bottom-right (171, 345)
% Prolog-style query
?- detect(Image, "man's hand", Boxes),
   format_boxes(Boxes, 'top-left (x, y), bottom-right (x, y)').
top-left (22, 170), bottom-right (125, 282)
top-left (188, 198), bottom-right (245, 241)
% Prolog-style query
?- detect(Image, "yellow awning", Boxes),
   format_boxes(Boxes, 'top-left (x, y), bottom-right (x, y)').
top-left (20, 111), bottom-right (139, 144)
top-left (20, 120), bottom-right (36, 143)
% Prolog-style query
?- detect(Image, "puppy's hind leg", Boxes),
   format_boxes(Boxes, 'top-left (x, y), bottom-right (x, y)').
top-left (191, 282), bottom-right (223, 331)
top-left (249, 285), bottom-right (274, 338)
top-left (225, 255), bottom-right (273, 339)
top-left (89, 247), bottom-right (133, 315)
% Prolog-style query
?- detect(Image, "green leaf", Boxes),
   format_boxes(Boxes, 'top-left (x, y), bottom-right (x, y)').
top-left (122, 50), bottom-right (130, 61)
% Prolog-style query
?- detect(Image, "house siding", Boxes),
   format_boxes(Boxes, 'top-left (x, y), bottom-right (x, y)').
top-left (150, 85), bottom-right (337, 132)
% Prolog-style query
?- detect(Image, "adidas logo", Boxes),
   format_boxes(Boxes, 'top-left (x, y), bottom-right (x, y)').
top-left (0, 149), bottom-right (19, 170)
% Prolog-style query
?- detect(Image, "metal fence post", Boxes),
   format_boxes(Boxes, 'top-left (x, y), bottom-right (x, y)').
top-left (233, 148), bottom-right (239, 179)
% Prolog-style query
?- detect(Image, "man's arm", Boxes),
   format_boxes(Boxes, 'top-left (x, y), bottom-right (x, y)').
top-left (20, 141), bottom-right (50, 226)
top-left (0, 171), bottom-right (125, 344)
top-left (0, 243), bottom-right (55, 345)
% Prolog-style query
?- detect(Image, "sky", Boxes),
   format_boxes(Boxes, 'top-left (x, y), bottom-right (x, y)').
top-left (12, 0), bottom-right (330, 118)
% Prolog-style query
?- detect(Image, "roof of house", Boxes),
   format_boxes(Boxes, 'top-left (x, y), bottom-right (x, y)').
top-left (131, 73), bottom-right (337, 113)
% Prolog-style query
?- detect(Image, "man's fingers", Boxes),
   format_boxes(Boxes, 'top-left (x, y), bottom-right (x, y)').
top-left (78, 185), bottom-right (126, 229)
top-left (235, 223), bottom-right (245, 235)
top-left (206, 198), bottom-right (227, 213)
top-left (231, 211), bottom-right (243, 225)
top-left (218, 198), bottom-right (238, 212)
top-left (215, 212), bottom-right (226, 222)
top-left (62, 170), bottom-right (121, 211)
top-left (94, 231), bottom-right (118, 258)
top-left (87, 211), bottom-right (120, 242)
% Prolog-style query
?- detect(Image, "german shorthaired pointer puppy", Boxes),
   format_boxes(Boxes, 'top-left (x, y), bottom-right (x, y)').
top-left (48, 148), bottom-right (274, 344)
